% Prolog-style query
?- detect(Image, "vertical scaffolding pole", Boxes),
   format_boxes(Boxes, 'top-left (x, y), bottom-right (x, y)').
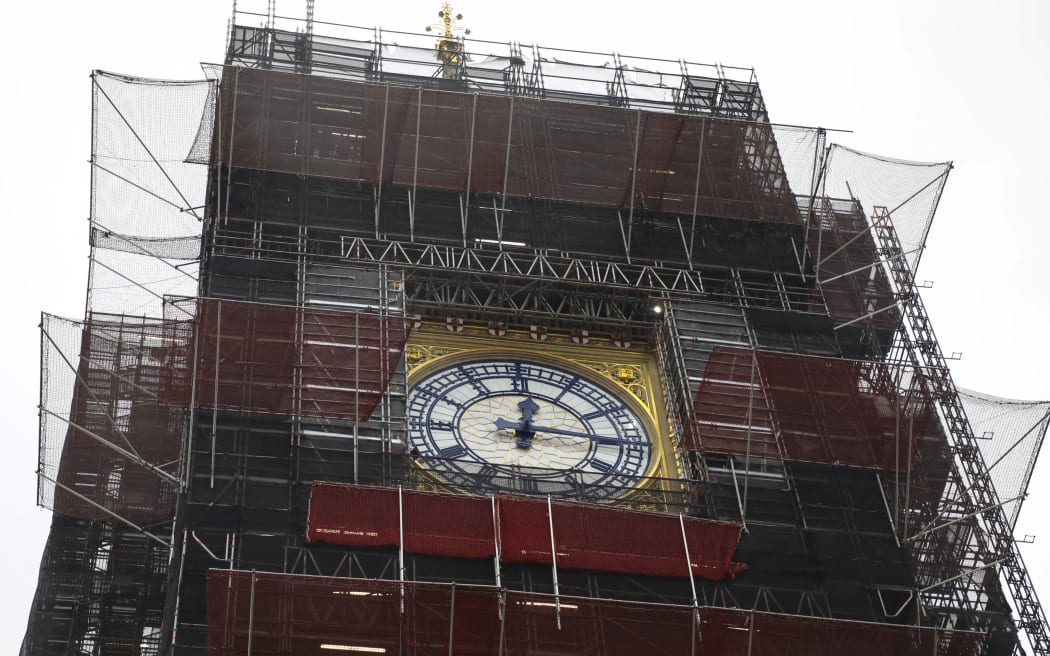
top-left (354, 314), bottom-right (360, 484)
top-left (210, 300), bottom-right (222, 488)
top-left (374, 85), bottom-right (390, 239)
top-left (491, 495), bottom-right (502, 588)
top-left (223, 69), bottom-right (240, 227)
top-left (498, 97), bottom-right (515, 240)
top-left (409, 88), bottom-right (422, 242)
top-left (462, 93), bottom-right (478, 247)
top-left (547, 495), bottom-right (561, 630)
top-left (624, 110), bottom-right (642, 264)
top-left (447, 582), bottom-right (456, 656)
top-left (679, 513), bottom-right (699, 606)
top-left (246, 569), bottom-right (257, 656)
top-left (398, 485), bottom-right (405, 614)
top-left (688, 116), bottom-right (706, 269)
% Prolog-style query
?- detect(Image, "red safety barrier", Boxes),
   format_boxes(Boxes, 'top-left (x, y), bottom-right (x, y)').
top-left (307, 483), bottom-right (743, 580)
top-left (308, 483), bottom-right (496, 558)
top-left (207, 571), bottom-right (983, 656)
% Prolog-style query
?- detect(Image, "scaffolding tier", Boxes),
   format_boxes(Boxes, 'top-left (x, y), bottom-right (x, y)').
top-left (211, 67), bottom-right (799, 233)
top-left (207, 570), bottom-right (981, 656)
top-left (38, 313), bottom-right (186, 524)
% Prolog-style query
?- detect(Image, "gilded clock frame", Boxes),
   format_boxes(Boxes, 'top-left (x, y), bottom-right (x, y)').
top-left (404, 324), bottom-right (682, 500)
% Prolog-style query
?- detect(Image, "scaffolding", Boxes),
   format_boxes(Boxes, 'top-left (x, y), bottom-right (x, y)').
top-left (205, 571), bottom-right (982, 656)
top-left (21, 7), bottom-right (1050, 656)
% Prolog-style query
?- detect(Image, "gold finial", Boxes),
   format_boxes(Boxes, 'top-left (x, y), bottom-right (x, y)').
top-left (425, 3), bottom-right (470, 79)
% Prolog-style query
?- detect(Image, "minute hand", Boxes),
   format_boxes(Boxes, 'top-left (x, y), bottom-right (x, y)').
top-left (493, 418), bottom-right (643, 447)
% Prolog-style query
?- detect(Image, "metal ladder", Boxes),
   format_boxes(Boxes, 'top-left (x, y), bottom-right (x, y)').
top-left (871, 206), bottom-right (1049, 655)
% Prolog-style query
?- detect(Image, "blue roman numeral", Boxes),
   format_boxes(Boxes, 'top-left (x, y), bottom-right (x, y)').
top-left (440, 444), bottom-right (468, 459)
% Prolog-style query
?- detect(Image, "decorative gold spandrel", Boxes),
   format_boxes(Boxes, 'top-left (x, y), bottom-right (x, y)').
top-left (404, 342), bottom-right (470, 373)
top-left (570, 359), bottom-right (652, 413)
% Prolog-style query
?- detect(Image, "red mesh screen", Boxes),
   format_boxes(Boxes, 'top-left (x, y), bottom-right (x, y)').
top-left (686, 346), bottom-right (944, 474)
top-left (494, 494), bottom-right (554, 565)
top-left (308, 484), bottom-right (742, 580)
top-left (402, 489), bottom-right (495, 559)
top-left (160, 298), bottom-right (407, 421)
top-left (308, 483), bottom-right (496, 558)
top-left (502, 495), bottom-right (742, 579)
top-left (207, 571), bottom-right (982, 656)
top-left (307, 483), bottom-right (400, 547)
top-left (681, 346), bottom-right (779, 458)
top-left (216, 67), bottom-right (799, 225)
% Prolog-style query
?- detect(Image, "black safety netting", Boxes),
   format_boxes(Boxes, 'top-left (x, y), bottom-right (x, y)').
top-left (38, 312), bottom-right (188, 523)
top-left (960, 388), bottom-right (1050, 529)
top-left (88, 71), bottom-right (211, 316)
top-left (821, 144), bottom-right (951, 273)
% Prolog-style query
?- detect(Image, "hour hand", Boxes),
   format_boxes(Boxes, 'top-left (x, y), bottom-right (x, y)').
top-left (494, 417), bottom-right (523, 431)
top-left (494, 417), bottom-right (536, 449)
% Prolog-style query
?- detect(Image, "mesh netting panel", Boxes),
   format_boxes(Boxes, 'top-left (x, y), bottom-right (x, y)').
top-left (161, 298), bottom-right (408, 421)
top-left (187, 80), bottom-right (218, 165)
top-left (960, 388), bottom-right (1050, 528)
top-left (89, 72), bottom-right (209, 314)
top-left (87, 246), bottom-right (200, 317)
top-left (92, 71), bottom-right (210, 241)
top-left (215, 67), bottom-right (801, 225)
top-left (306, 484), bottom-right (742, 579)
top-left (207, 571), bottom-right (981, 656)
top-left (822, 145), bottom-right (951, 273)
top-left (772, 124), bottom-right (826, 199)
top-left (38, 313), bottom-right (187, 523)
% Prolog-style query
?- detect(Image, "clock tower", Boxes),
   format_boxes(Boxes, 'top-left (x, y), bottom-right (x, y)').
top-left (21, 4), bottom-right (1050, 655)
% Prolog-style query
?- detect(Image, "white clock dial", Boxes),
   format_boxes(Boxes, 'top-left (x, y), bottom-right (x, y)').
top-left (407, 359), bottom-right (653, 496)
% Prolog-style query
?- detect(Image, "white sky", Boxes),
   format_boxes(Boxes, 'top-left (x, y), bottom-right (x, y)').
top-left (1, 0), bottom-right (1047, 651)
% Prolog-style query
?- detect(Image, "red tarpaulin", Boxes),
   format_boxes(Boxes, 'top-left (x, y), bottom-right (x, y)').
top-left (683, 346), bottom-right (944, 473)
top-left (160, 298), bottom-right (408, 421)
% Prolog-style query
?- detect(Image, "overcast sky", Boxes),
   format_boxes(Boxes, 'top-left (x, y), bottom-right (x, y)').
top-left (2, 0), bottom-right (1047, 651)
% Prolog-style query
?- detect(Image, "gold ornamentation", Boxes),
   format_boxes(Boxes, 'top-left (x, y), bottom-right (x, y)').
top-left (425, 3), bottom-right (470, 80)
top-left (573, 360), bottom-right (649, 409)
top-left (404, 342), bottom-right (470, 372)
top-left (406, 345), bottom-right (426, 365)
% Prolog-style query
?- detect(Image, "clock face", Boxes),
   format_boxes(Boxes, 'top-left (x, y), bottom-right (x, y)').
top-left (407, 359), bottom-right (654, 496)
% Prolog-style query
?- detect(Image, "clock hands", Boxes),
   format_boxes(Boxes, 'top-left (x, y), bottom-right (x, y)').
top-left (502, 396), bottom-right (540, 449)
top-left (517, 396), bottom-right (539, 424)
top-left (495, 395), bottom-right (642, 449)
top-left (494, 417), bottom-right (640, 447)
